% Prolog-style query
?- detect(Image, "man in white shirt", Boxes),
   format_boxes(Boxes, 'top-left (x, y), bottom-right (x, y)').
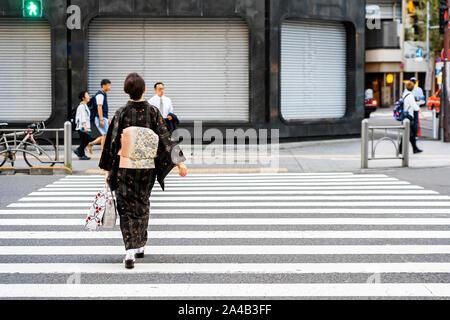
top-left (401, 81), bottom-right (428, 154)
top-left (149, 82), bottom-right (174, 120)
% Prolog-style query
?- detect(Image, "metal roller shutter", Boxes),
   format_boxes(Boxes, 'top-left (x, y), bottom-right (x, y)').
top-left (280, 20), bottom-right (347, 120)
top-left (0, 18), bottom-right (52, 123)
top-left (88, 18), bottom-right (249, 122)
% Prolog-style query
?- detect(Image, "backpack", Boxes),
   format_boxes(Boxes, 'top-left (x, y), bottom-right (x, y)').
top-left (87, 95), bottom-right (97, 121)
top-left (393, 93), bottom-right (412, 121)
top-left (69, 107), bottom-right (78, 131)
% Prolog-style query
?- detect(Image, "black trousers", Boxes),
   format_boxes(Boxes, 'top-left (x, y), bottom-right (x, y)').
top-left (399, 116), bottom-right (419, 152)
top-left (76, 130), bottom-right (90, 157)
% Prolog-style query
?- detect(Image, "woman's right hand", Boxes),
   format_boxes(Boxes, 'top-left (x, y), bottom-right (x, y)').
top-left (177, 162), bottom-right (188, 177)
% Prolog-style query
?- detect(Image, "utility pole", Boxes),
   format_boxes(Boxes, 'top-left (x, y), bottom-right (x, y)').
top-left (426, 1), bottom-right (430, 102)
top-left (445, 0), bottom-right (450, 141)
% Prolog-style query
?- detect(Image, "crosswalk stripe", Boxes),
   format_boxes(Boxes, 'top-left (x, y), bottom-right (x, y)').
top-left (29, 190), bottom-right (439, 196)
top-left (39, 185), bottom-right (425, 191)
top-left (2, 245), bottom-right (450, 255)
top-left (2, 231), bottom-right (450, 239)
top-left (49, 182), bottom-right (410, 188)
top-left (1, 208), bottom-right (450, 215)
top-left (17, 195), bottom-right (450, 202)
top-left (60, 176), bottom-right (392, 182)
top-left (1, 263), bottom-right (450, 274)
top-left (61, 172), bottom-right (357, 178)
top-left (1, 283), bottom-right (450, 298)
top-left (8, 202), bottom-right (450, 208)
top-left (1, 218), bottom-right (449, 226)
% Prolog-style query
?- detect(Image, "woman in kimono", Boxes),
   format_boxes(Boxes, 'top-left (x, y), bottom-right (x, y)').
top-left (99, 72), bottom-right (187, 269)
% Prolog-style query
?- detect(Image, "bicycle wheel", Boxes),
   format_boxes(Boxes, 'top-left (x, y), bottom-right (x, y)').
top-left (0, 141), bottom-right (7, 167)
top-left (23, 138), bottom-right (57, 167)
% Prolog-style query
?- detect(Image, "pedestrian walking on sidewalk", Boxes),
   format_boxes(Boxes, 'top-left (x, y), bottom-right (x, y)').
top-left (91, 79), bottom-right (112, 151)
top-left (149, 82), bottom-right (178, 132)
top-left (99, 73), bottom-right (187, 269)
top-left (74, 91), bottom-right (92, 161)
top-left (400, 81), bottom-right (428, 154)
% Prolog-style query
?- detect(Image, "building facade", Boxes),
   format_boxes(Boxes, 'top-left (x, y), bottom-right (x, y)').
top-left (365, 0), bottom-right (430, 108)
top-left (0, 0), bottom-right (365, 140)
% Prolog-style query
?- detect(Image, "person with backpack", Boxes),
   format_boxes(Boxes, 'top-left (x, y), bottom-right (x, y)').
top-left (399, 81), bottom-right (428, 154)
top-left (74, 90), bottom-right (92, 160)
top-left (99, 73), bottom-right (187, 269)
top-left (90, 79), bottom-right (112, 151)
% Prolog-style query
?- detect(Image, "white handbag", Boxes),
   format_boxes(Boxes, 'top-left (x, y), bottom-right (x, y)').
top-left (85, 184), bottom-right (117, 231)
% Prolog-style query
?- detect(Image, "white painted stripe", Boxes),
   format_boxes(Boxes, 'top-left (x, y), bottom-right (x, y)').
top-left (3, 283), bottom-right (449, 298)
top-left (1, 208), bottom-right (450, 215)
top-left (62, 173), bottom-right (357, 179)
top-left (2, 231), bottom-right (450, 239)
top-left (18, 195), bottom-right (450, 202)
top-left (1, 263), bottom-right (450, 274)
top-left (61, 175), bottom-right (389, 181)
top-left (29, 190), bottom-right (439, 196)
top-left (2, 245), bottom-right (450, 255)
top-left (2, 208), bottom-right (450, 215)
top-left (1, 218), bottom-right (449, 226)
top-left (52, 178), bottom-right (401, 185)
top-left (46, 181), bottom-right (414, 190)
top-left (39, 185), bottom-right (425, 191)
top-left (8, 202), bottom-right (450, 208)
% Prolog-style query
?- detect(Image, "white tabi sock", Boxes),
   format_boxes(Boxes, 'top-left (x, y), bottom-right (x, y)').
top-left (136, 247), bottom-right (145, 254)
top-left (125, 249), bottom-right (135, 260)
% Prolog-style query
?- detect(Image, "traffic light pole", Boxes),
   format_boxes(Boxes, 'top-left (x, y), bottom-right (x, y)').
top-left (445, 0), bottom-right (450, 142)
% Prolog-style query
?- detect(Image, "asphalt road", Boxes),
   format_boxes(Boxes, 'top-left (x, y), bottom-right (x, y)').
top-left (1, 171), bottom-right (450, 299)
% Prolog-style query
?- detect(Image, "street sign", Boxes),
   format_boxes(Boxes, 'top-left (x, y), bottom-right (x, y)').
top-left (415, 49), bottom-right (424, 62)
top-left (23, 0), bottom-right (42, 18)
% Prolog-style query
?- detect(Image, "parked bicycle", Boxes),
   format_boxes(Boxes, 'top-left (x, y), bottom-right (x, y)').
top-left (0, 121), bottom-right (57, 167)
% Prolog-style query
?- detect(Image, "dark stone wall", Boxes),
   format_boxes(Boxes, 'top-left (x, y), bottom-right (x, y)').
top-left (69, 0), bottom-right (266, 137)
top-left (0, 0), bottom-right (68, 129)
top-left (0, 0), bottom-right (365, 140)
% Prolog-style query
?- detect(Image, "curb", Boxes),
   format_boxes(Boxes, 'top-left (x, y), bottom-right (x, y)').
top-left (0, 166), bottom-right (73, 175)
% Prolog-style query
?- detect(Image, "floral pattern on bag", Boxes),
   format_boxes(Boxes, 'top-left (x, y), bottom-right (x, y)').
top-left (85, 187), bottom-right (115, 231)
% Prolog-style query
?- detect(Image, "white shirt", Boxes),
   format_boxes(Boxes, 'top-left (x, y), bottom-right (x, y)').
top-left (95, 92), bottom-right (105, 106)
top-left (75, 103), bottom-right (91, 131)
top-left (149, 95), bottom-right (174, 118)
top-left (365, 89), bottom-right (373, 100)
top-left (402, 90), bottom-right (420, 115)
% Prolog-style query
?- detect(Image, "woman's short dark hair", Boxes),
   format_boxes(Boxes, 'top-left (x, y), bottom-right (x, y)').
top-left (124, 73), bottom-right (146, 100)
top-left (78, 90), bottom-right (88, 101)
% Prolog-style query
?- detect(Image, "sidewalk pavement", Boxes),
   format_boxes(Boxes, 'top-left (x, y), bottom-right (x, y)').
top-left (3, 108), bottom-right (449, 174)
top-left (62, 136), bottom-right (449, 175)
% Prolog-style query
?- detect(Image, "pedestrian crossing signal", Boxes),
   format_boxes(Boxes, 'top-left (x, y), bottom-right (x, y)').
top-left (23, 0), bottom-right (42, 18)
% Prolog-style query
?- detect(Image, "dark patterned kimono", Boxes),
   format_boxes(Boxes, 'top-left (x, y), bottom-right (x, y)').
top-left (99, 100), bottom-right (185, 250)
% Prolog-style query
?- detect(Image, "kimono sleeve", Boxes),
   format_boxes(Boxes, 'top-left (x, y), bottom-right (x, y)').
top-left (153, 107), bottom-right (186, 165)
top-left (98, 110), bottom-right (121, 171)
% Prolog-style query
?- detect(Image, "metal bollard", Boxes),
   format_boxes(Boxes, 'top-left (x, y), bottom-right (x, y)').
top-left (432, 109), bottom-right (438, 140)
top-left (402, 119), bottom-right (410, 167)
top-left (361, 119), bottom-right (369, 169)
top-left (64, 121), bottom-right (72, 168)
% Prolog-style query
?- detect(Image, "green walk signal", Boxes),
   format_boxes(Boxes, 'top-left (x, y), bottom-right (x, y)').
top-left (23, 0), bottom-right (42, 18)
